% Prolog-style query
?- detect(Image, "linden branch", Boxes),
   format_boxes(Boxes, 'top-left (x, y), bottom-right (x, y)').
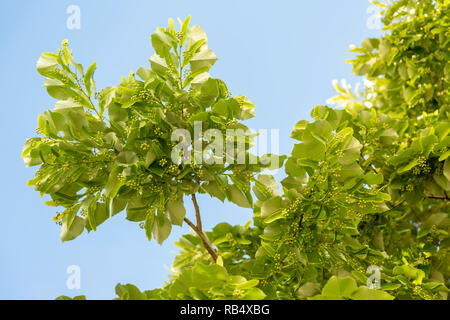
top-left (184, 194), bottom-right (218, 262)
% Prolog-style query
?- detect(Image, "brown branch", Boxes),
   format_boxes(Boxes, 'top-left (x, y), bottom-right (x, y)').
top-left (427, 195), bottom-right (450, 201)
top-left (291, 214), bottom-right (304, 239)
top-left (389, 199), bottom-right (405, 210)
top-left (380, 199), bottom-right (405, 214)
top-left (426, 190), bottom-right (449, 201)
top-left (183, 217), bottom-right (197, 231)
top-left (183, 195), bottom-right (218, 263)
top-left (360, 145), bottom-right (379, 175)
top-left (192, 194), bottom-right (202, 231)
top-left (370, 165), bottom-right (379, 175)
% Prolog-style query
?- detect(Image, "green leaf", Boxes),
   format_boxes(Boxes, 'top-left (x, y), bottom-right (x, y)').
top-left (103, 132), bottom-right (122, 152)
top-left (253, 174), bottom-right (280, 200)
top-left (177, 16), bottom-right (191, 46)
top-left (284, 157), bottom-right (306, 179)
top-left (422, 282), bottom-right (449, 292)
top-left (211, 98), bottom-right (240, 118)
top-left (144, 210), bottom-right (155, 241)
top-left (115, 284), bottom-right (147, 300)
top-left (136, 67), bottom-right (152, 81)
top-left (190, 48), bottom-right (218, 73)
top-left (338, 137), bottom-right (362, 165)
top-left (361, 37), bottom-right (379, 51)
top-left (263, 209), bottom-right (285, 224)
top-left (186, 25), bottom-right (208, 51)
top-left (364, 172), bottom-right (384, 185)
top-left (242, 288), bottom-right (266, 300)
top-left (380, 128), bottom-right (398, 145)
top-left (444, 158), bottom-right (450, 181)
top-left (85, 203), bottom-right (110, 232)
top-left (37, 52), bottom-right (59, 76)
top-left (234, 95), bottom-right (256, 120)
top-left (84, 196), bottom-right (97, 231)
top-left (54, 99), bottom-right (83, 113)
top-left (60, 216), bottom-right (85, 242)
top-left (152, 214), bottom-right (172, 245)
top-left (168, 18), bottom-right (175, 35)
top-left (393, 265), bottom-right (425, 285)
top-left (290, 120), bottom-right (308, 141)
top-left (116, 151), bottom-right (139, 166)
top-left (439, 149), bottom-right (450, 161)
top-left (126, 198), bottom-right (150, 222)
top-left (296, 282), bottom-right (322, 299)
top-left (380, 283), bottom-right (402, 291)
top-left (321, 276), bottom-right (358, 298)
top-left (98, 202), bottom-right (113, 224)
top-left (398, 158), bottom-right (419, 173)
top-left (229, 185), bottom-right (251, 208)
top-left (104, 168), bottom-right (124, 199)
top-left (166, 198), bottom-right (186, 226)
top-left (338, 163), bottom-right (364, 181)
top-left (202, 181), bottom-right (226, 202)
top-left (56, 295), bottom-right (86, 300)
top-left (351, 287), bottom-right (394, 300)
top-left (260, 154), bottom-right (287, 170)
top-left (145, 148), bottom-right (157, 167)
top-left (149, 54), bottom-right (168, 73)
top-left (151, 28), bottom-right (177, 57)
top-left (182, 38), bottom-right (206, 68)
top-left (84, 62), bottom-right (96, 97)
top-left (292, 120), bottom-right (332, 161)
top-left (188, 287), bottom-right (208, 300)
top-left (261, 196), bottom-right (282, 218)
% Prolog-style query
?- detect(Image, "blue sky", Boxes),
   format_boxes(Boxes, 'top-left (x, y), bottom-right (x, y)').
top-left (0, 1), bottom-right (382, 299)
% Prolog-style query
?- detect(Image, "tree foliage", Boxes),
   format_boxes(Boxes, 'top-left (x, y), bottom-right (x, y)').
top-left (23, 0), bottom-right (449, 300)
top-left (23, 17), bottom-right (278, 249)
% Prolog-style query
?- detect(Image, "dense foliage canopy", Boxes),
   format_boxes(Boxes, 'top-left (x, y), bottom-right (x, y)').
top-left (24, 0), bottom-right (449, 300)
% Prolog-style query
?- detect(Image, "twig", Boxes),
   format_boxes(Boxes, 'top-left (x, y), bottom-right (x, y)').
top-left (427, 194), bottom-right (450, 201)
top-left (192, 194), bottom-right (202, 231)
top-left (381, 199), bottom-right (405, 214)
top-left (183, 195), bottom-right (218, 262)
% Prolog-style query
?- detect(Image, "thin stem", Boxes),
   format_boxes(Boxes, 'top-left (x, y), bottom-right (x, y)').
top-left (381, 199), bottom-right (405, 214)
top-left (427, 194), bottom-right (450, 201)
top-left (183, 217), bottom-right (197, 231)
top-left (360, 148), bottom-right (379, 174)
top-left (178, 44), bottom-right (184, 88)
top-left (74, 76), bottom-right (102, 120)
top-left (178, 45), bottom-right (184, 119)
top-left (389, 199), bottom-right (405, 211)
top-left (183, 195), bottom-right (218, 262)
top-left (192, 194), bottom-right (202, 231)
